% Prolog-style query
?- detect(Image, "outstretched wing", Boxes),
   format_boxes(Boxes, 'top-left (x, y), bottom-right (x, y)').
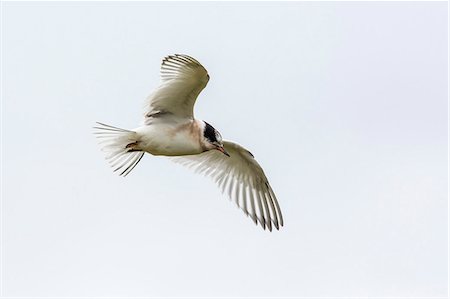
top-left (171, 141), bottom-right (283, 231)
top-left (144, 54), bottom-right (209, 121)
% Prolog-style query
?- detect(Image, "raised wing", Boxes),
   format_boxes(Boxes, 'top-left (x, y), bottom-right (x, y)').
top-left (171, 141), bottom-right (283, 231)
top-left (144, 54), bottom-right (209, 121)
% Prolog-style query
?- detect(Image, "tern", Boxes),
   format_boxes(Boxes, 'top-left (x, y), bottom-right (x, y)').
top-left (94, 54), bottom-right (283, 231)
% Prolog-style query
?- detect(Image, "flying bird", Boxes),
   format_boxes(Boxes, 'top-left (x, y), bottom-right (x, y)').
top-left (94, 54), bottom-right (283, 231)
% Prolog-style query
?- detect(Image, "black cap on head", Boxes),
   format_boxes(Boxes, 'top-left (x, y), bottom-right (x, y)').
top-left (203, 121), bottom-right (218, 143)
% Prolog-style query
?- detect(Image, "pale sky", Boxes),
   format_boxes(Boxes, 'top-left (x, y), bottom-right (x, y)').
top-left (2, 1), bottom-right (448, 297)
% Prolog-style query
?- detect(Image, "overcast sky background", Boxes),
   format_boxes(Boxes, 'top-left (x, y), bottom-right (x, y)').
top-left (2, 1), bottom-right (448, 297)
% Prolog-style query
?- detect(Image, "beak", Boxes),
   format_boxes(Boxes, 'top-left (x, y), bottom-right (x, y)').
top-left (216, 146), bottom-right (230, 157)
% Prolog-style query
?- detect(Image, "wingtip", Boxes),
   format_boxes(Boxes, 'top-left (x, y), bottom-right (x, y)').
top-left (260, 220), bottom-right (266, 231)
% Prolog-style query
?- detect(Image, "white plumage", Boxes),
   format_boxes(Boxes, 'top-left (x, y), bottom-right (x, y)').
top-left (144, 54), bottom-right (209, 120)
top-left (94, 54), bottom-right (283, 231)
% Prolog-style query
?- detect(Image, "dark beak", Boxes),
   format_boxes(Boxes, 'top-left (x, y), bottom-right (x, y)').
top-left (216, 146), bottom-right (230, 157)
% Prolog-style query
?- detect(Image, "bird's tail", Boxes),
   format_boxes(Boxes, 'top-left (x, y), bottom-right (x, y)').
top-left (93, 122), bottom-right (144, 177)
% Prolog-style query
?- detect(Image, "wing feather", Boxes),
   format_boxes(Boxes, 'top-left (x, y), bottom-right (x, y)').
top-left (171, 141), bottom-right (283, 231)
top-left (144, 54), bottom-right (209, 121)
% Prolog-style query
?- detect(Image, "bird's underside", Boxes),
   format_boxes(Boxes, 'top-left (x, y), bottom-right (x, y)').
top-left (94, 54), bottom-right (283, 231)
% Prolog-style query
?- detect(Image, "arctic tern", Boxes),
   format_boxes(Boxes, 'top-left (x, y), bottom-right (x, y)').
top-left (94, 54), bottom-right (283, 231)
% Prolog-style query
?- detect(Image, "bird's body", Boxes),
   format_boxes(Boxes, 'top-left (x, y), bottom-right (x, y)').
top-left (95, 54), bottom-right (283, 231)
top-left (133, 118), bottom-right (205, 156)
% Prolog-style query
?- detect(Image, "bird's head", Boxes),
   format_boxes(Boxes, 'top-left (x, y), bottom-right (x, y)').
top-left (201, 121), bottom-right (229, 157)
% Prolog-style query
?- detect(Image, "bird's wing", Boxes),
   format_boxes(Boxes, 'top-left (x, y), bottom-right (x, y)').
top-left (143, 54), bottom-right (209, 121)
top-left (171, 141), bottom-right (283, 231)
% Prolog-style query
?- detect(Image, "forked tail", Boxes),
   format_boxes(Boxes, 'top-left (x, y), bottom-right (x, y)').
top-left (93, 122), bottom-right (144, 176)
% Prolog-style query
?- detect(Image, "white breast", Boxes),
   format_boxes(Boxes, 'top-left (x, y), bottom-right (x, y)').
top-left (134, 119), bottom-right (204, 156)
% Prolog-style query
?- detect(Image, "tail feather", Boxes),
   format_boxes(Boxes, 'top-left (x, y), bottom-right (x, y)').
top-left (93, 122), bottom-right (144, 176)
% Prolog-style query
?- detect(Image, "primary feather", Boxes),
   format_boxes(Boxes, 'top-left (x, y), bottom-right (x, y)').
top-left (144, 54), bottom-right (209, 121)
top-left (171, 141), bottom-right (284, 231)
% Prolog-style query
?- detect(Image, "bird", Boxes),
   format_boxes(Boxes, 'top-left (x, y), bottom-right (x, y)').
top-left (94, 54), bottom-right (283, 231)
